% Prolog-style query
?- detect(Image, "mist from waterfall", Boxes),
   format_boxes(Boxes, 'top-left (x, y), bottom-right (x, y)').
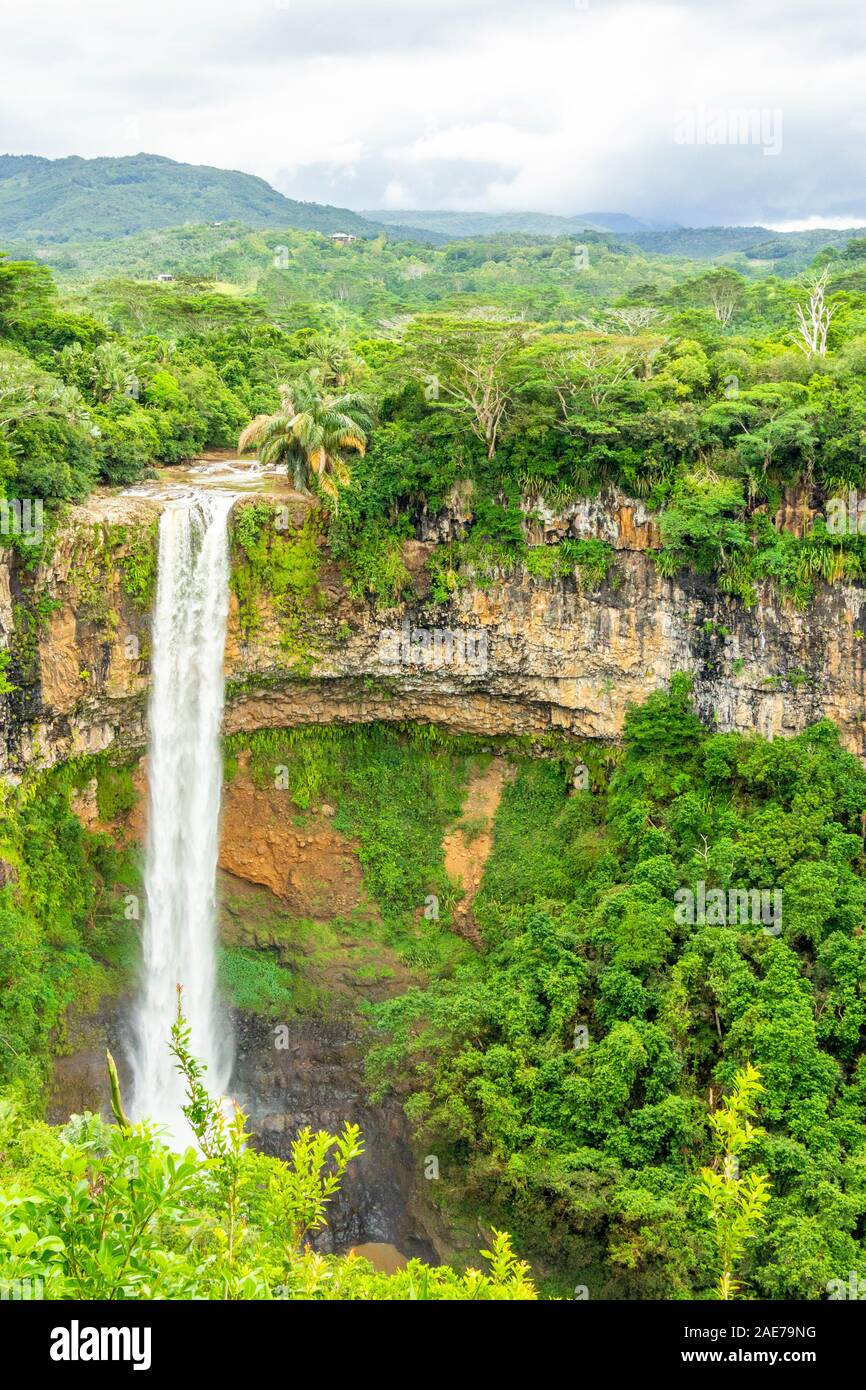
top-left (131, 491), bottom-right (235, 1140)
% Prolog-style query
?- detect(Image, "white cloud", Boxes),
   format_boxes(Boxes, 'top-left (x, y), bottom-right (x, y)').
top-left (1, 0), bottom-right (865, 224)
top-left (766, 216), bottom-right (866, 233)
top-left (381, 180), bottom-right (414, 209)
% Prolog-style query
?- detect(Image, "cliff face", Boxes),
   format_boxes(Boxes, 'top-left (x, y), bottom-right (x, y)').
top-left (3, 486), bottom-right (866, 778)
top-left (1, 495), bottom-right (158, 777)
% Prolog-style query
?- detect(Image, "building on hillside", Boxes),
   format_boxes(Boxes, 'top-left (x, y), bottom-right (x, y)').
top-left (156, 272), bottom-right (174, 282)
top-left (328, 231), bottom-right (357, 244)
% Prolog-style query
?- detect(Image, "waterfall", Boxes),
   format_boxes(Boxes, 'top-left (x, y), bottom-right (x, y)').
top-left (131, 491), bottom-right (235, 1139)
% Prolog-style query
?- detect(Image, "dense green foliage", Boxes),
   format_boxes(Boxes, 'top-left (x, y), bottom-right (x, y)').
top-left (3, 196), bottom-right (866, 1301)
top-left (7, 207), bottom-right (866, 608)
top-left (0, 759), bottom-right (139, 1096)
top-left (0, 1010), bottom-right (535, 1300)
top-left (363, 681), bottom-right (866, 1299)
top-left (2, 690), bottom-right (866, 1299)
top-left (0, 252), bottom-right (252, 500)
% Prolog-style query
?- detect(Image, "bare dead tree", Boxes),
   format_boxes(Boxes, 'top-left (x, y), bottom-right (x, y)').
top-left (415, 321), bottom-right (527, 458)
top-left (605, 306), bottom-right (665, 334)
top-left (576, 315), bottom-right (607, 334)
top-left (793, 270), bottom-right (835, 357)
top-left (545, 343), bottom-right (637, 417)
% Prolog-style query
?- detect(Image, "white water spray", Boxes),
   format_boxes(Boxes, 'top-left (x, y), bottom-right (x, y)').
top-left (131, 491), bottom-right (235, 1138)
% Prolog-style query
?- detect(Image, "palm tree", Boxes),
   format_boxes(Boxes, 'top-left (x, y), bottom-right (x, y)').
top-left (303, 332), bottom-right (365, 390)
top-left (88, 342), bottom-right (138, 402)
top-left (238, 371), bottom-right (373, 502)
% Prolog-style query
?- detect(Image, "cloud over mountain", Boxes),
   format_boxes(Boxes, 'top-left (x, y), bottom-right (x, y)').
top-left (1, 0), bottom-right (865, 225)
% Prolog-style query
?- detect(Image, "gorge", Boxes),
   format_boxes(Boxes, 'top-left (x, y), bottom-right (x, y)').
top-left (4, 15), bottom-right (866, 1309)
top-left (4, 472), bottom-right (866, 1298)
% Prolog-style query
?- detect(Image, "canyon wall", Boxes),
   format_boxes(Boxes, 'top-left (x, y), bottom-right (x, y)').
top-left (3, 486), bottom-right (866, 779)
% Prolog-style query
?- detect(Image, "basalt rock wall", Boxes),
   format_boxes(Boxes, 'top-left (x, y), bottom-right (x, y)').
top-left (3, 487), bottom-right (866, 778)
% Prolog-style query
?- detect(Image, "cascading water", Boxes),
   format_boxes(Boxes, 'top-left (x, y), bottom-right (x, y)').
top-left (131, 490), bottom-right (236, 1139)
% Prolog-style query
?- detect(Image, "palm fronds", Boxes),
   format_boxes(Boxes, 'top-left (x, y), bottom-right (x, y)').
top-left (237, 372), bottom-right (375, 506)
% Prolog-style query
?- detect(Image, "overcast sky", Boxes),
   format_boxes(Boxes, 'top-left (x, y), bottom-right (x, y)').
top-left (2, 0), bottom-right (865, 227)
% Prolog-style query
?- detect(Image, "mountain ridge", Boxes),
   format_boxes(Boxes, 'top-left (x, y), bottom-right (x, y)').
top-left (360, 208), bottom-right (677, 236)
top-left (0, 152), bottom-right (442, 245)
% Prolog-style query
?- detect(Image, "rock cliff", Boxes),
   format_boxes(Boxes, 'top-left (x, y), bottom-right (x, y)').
top-left (3, 485), bottom-right (866, 778)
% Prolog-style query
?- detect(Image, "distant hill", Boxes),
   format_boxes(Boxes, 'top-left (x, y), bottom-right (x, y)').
top-left (577, 212), bottom-right (671, 234)
top-left (622, 225), bottom-right (789, 257)
top-left (4, 154), bottom-right (862, 278)
top-left (623, 223), bottom-right (866, 265)
top-left (361, 209), bottom-right (866, 270)
top-left (0, 153), bottom-right (441, 245)
top-left (360, 209), bottom-right (671, 237)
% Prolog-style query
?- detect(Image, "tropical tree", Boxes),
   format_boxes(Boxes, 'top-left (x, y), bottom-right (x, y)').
top-left (238, 370), bottom-right (373, 502)
top-left (693, 1064), bottom-right (772, 1300)
top-left (680, 268), bottom-right (745, 326)
top-left (532, 336), bottom-right (641, 418)
top-left (407, 316), bottom-right (528, 459)
top-left (87, 341), bottom-right (139, 402)
top-left (0, 348), bottom-right (90, 437)
top-left (302, 332), bottom-right (366, 390)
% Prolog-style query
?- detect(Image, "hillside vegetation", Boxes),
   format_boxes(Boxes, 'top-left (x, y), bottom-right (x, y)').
top-left (5, 219), bottom-right (866, 609)
top-left (0, 153), bottom-right (435, 245)
top-left (1, 704), bottom-right (865, 1298)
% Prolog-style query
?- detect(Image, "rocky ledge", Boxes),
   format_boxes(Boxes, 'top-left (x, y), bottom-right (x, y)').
top-left (3, 484), bottom-right (866, 778)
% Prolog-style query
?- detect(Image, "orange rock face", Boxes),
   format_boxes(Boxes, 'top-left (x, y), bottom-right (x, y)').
top-left (218, 759), bottom-right (366, 918)
top-left (442, 759), bottom-right (515, 943)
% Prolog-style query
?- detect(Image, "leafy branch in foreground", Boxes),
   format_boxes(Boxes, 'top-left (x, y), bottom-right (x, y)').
top-left (170, 987), bottom-right (361, 1289)
top-left (693, 1063), bottom-right (771, 1300)
top-left (169, 987), bottom-right (249, 1272)
top-left (259, 1124), bottom-right (364, 1263)
top-left (0, 1006), bottom-right (534, 1299)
